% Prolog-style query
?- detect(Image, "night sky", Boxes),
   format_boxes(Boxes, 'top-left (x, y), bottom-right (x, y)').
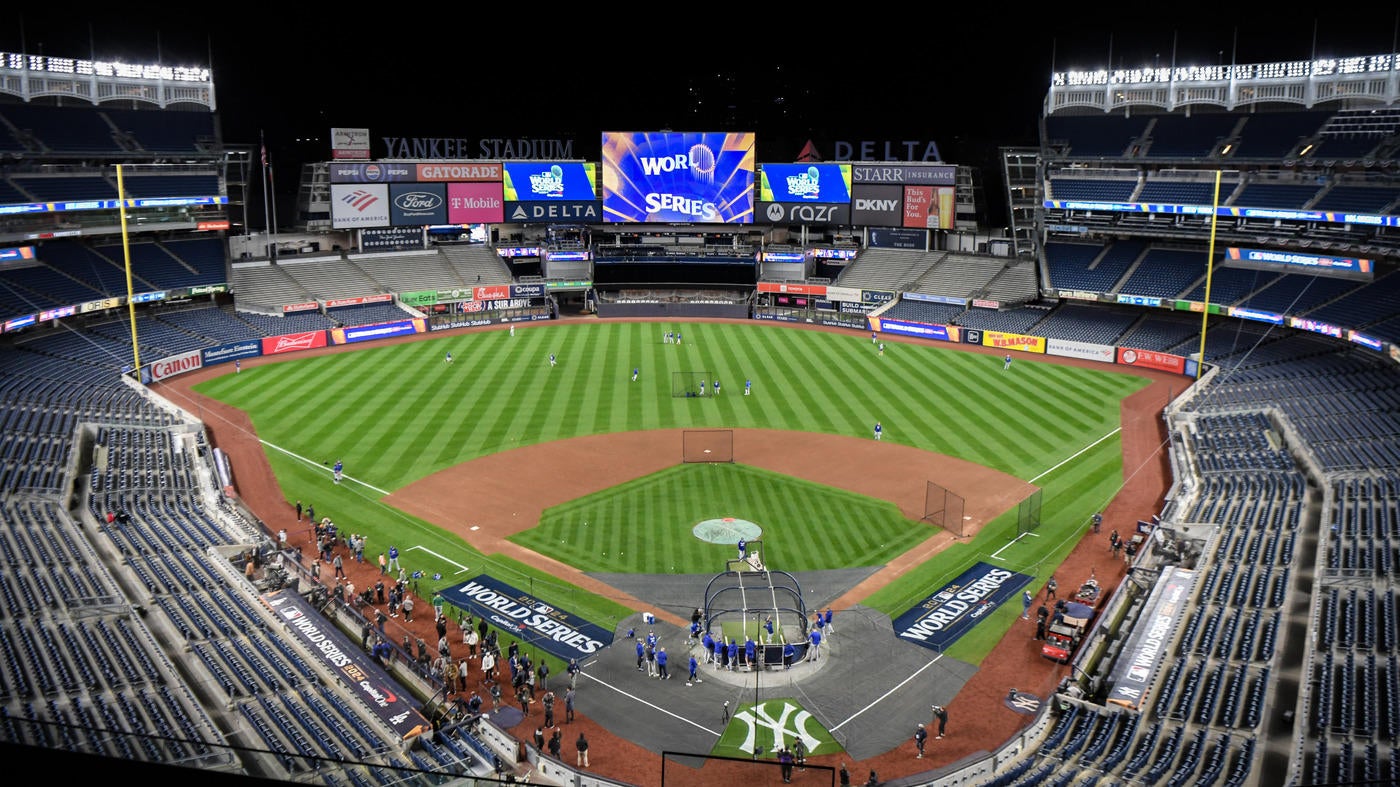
top-left (2, 7), bottom-right (1393, 226)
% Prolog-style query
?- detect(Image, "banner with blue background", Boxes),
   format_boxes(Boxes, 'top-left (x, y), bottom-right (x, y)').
top-left (892, 562), bottom-right (1034, 651)
top-left (443, 575), bottom-right (614, 662)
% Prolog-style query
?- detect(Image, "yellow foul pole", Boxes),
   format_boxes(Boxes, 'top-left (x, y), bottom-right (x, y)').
top-left (117, 164), bottom-right (140, 374)
top-left (1195, 169), bottom-right (1223, 379)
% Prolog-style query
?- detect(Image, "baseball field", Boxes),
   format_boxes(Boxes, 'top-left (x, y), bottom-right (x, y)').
top-left (192, 319), bottom-right (1147, 666)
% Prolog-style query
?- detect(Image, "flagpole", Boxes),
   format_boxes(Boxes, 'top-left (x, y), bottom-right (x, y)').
top-left (269, 144), bottom-right (280, 252)
top-left (260, 130), bottom-right (274, 261)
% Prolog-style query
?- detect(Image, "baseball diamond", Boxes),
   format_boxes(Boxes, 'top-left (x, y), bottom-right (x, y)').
top-left (3, 28), bottom-right (1399, 787)
top-left (162, 316), bottom-right (1181, 785)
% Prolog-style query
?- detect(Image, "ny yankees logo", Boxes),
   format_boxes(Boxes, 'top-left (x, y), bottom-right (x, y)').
top-left (733, 700), bottom-right (822, 755)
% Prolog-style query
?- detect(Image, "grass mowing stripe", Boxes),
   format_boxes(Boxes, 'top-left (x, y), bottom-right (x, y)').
top-left (203, 321), bottom-right (1150, 664)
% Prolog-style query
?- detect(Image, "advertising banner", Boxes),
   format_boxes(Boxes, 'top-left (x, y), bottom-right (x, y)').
top-left (892, 562), bottom-right (1035, 651)
top-left (825, 285), bottom-right (862, 302)
top-left (283, 301), bottom-right (320, 313)
top-left (331, 319), bottom-right (424, 345)
top-left (850, 185), bottom-right (903, 227)
top-left (202, 340), bottom-right (262, 366)
top-left (3, 314), bottom-right (36, 332)
top-left (983, 331), bottom-right (1046, 353)
top-left (510, 283), bottom-right (547, 298)
top-left (474, 285), bottom-right (510, 301)
top-left (756, 201), bottom-right (851, 225)
top-left (399, 290), bottom-right (437, 307)
top-left (862, 290), bottom-right (895, 303)
top-left (329, 162), bottom-right (417, 183)
top-left (758, 163), bottom-right (852, 203)
top-left (756, 282), bottom-right (827, 296)
top-left (601, 131), bottom-right (756, 223)
top-left (261, 589), bottom-right (432, 740)
top-left (1116, 347), bottom-right (1186, 374)
top-left (330, 127), bottom-right (371, 160)
top-left (262, 331), bottom-right (328, 356)
top-left (1288, 316), bottom-right (1344, 339)
top-left (442, 576), bottom-right (614, 662)
top-left (447, 182), bottom-right (506, 224)
top-left (904, 291), bottom-right (966, 306)
top-left (389, 183), bottom-right (446, 226)
top-left (38, 305), bottom-right (77, 321)
top-left (415, 162), bottom-right (503, 182)
top-left (902, 185), bottom-right (954, 230)
top-left (1047, 338), bottom-right (1116, 364)
top-left (868, 317), bottom-right (958, 342)
top-left (80, 297), bottom-right (122, 314)
top-left (504, 200), bottom-right (602, 224)
top-left (331, 184), bottom-right (390, 228)
top-left (143, 349), bottom-right (203, 383)
top-left (1224, 246), bottom-right (1374, 281)
top-left (851, 163), bottom-right (957, 185)
top-left (502, 162), bottom-right (597, 201)
top-left (1105, 567), bottom-right (1194, 710)
top-left (325, 294), bottom-right (393, 309)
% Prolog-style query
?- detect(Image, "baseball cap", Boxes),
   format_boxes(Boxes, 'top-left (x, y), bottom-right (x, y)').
top-left (918, 723), bottom-right (924, 727)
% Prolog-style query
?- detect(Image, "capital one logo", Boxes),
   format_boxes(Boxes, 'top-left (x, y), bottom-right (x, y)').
top-left (733, 700), bottom-right (822, 755)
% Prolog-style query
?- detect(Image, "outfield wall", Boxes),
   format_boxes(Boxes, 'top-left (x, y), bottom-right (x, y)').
top-left (595, 301), bottom-right (750, 319)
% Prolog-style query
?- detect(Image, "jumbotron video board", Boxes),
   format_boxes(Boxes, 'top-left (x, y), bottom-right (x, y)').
top-left (601, 131), bottom-right (755, 224)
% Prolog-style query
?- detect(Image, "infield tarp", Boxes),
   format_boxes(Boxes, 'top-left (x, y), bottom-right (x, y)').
top-left (443, 575), bottom-right (614, 661)
top-left (892, 562), bottom-right (1034, 651)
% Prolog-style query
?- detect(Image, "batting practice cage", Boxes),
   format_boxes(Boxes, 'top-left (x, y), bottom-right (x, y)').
top-left (1017, 488), bottom-right (1044, 536)
top-left (923, 480), bottom-right (967, 537)
top-left (701, 561), bottom-right (810, 667)
top-left (673, 371), bottom-right (711, 398)
top-left (683, 429), bottom-right (735, 463)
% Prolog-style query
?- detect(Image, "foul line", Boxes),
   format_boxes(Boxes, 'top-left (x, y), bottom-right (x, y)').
top-left (261, 440), bottom-right (392, 497)
top-left (1029, 426), bottom-right (1121, 485)
top-left (990, 530), bottom-right (1038, 560)
top-left (409, 546), bottom-right (471, 575)
top-left (830, 653), bottom-right (944, 732)
top-left (581, 672), bottom-right (720, 737)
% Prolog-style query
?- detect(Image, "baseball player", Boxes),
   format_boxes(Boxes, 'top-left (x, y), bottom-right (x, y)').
top-left (549, 353), bottom-right (556, 368)
top-left (332, 460), bottom-right (344, 484)
top-left (632, 367), bottom-right (639, 382)
top-left (713, 379), bottom-right (720, 396)
top-left (745, 379), bottom-right (751, 396)
top-left (874, 421), bottom-right (883, 441)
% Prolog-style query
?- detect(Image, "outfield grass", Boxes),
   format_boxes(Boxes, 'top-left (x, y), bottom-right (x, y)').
top-left (195, 320), bottom-right (1150, 665)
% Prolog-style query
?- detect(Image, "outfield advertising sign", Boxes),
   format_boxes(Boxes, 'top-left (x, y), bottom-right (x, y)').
top-left (893, 562), bottom-right (1035, 651)
top-left (331, 319), bottom-right (425, 345)
top-left (442, 576), bottom-right (613, 662)
top-left (983, 331), bottom-right (1046, 353)
top-left (1047, 338), bottom-right (1116, 364)
top-left (203, 340), bottom-right (262, 366)
top-left (1116, 347), bottom-right (1186, 374)
top-left (869, 317), bottom-right (958, 342)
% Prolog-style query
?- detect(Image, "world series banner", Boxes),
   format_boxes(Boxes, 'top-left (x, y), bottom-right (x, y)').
top-left (442, 575), bottom-right (614, 662)
top-left (260, 588), bottom-right (432, 740)
top-left (892, 562), bottom-right (1034, 651)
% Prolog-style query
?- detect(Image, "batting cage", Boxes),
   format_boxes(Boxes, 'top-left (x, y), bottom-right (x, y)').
top-left (684, 429), bottom-right (735, 463)
top-left (673, 371), bottom-right (711, 398)
top-left (922, 480), bottom-right (966, 537)
top-left (662, 751), bottom-right (835, 786)
top-left (1017, 488), bottom-right (1044, 536)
